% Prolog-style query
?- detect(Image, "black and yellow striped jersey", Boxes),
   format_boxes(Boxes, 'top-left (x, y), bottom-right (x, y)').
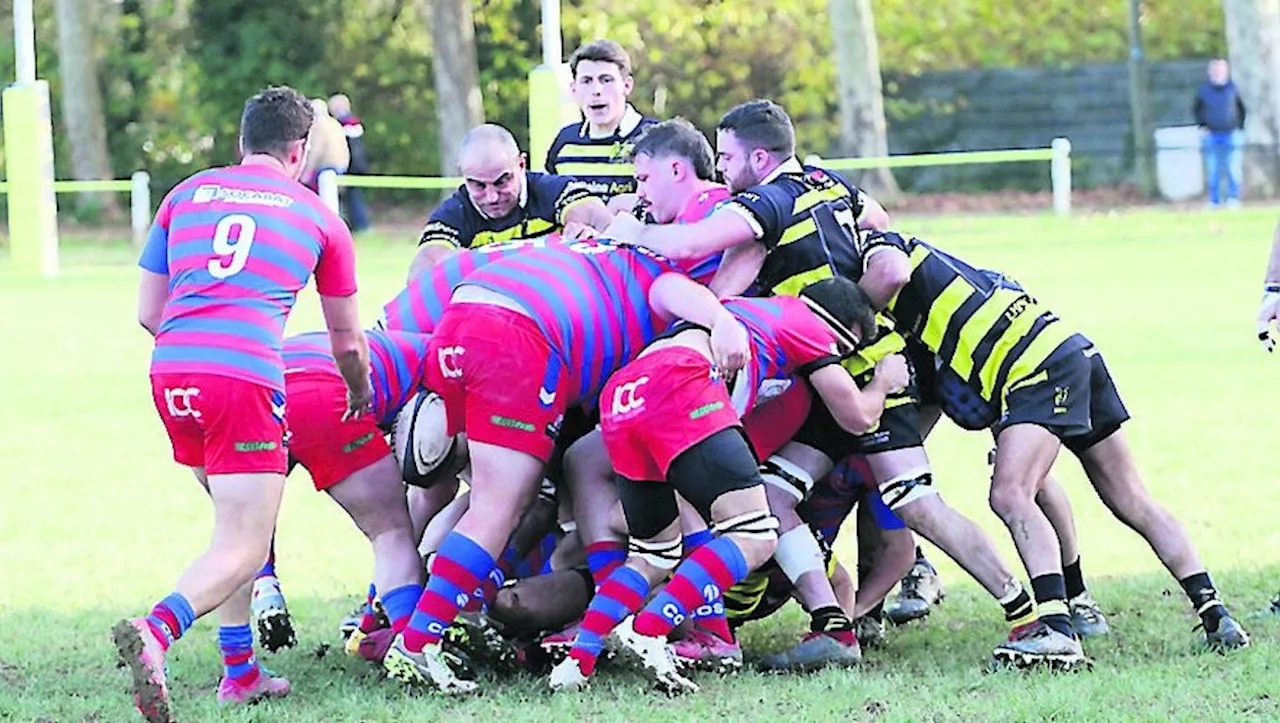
top-left (723, 159), bottom-right (900, 383)
top-left (545, 105), bottom-right (658, 199)
top-left (417, 172), bottom-right (593, 250)
top-left (861, 231), bottom-right (1090, 405)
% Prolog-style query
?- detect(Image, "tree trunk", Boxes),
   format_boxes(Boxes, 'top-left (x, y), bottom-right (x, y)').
top-left (829, 0), bottom-right (901, 203)
top-left (53, 0), bottom-right (120, 216)
top-left (1223, 0), bottom-right (1280, 196)
top-left (428, 0), bottom-right (485, 173)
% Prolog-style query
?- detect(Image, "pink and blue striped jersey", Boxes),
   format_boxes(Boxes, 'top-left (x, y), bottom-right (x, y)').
top-left (283, 329), bottom-right (431, 428)
top-left (139, 164), bottom-right (357, 391)
top-left (723, 296), bottom-right (844, 414)
top-left (671, 185), bottom-right (729, 285)
top-left (381, 243), bottom-right (528, 334)
top-left (459, 237), bottom-right (684, 405)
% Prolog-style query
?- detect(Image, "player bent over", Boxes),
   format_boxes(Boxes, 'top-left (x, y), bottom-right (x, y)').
top-left (548, 277), bottom-right (900, 693)
top-left (115, 86), bottom-right (372, 722)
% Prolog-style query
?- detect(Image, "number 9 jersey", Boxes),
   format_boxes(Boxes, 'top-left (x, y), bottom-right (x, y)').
top-left (139, 164), bottom-right (358, 392)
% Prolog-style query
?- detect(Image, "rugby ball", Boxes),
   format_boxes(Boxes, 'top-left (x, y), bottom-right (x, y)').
top-left (390, 391), bottom-right (456, 486)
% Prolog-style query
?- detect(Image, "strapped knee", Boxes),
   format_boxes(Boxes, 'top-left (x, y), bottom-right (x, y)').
top-left (773, 526), bottom-right (826, 584)
top-left (878, 467), bottom-right (938, 511)
top-left (628, 535), bottom-right (683, 571)
top-left (760, 455), bottom-right (816, 503)
top-left (712, 510), bottom-right (780, 542)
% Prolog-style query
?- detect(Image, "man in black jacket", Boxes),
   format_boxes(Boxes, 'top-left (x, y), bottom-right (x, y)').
top-left (329, 93), bottom-right (373, 231)
top-left (1193, 59), bottom-right (1246, 208)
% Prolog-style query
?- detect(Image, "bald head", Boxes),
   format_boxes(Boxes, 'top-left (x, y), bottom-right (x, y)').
top-left (458, 124), bottom-right (526, 219)
top-left (328, 93), bottom-right (352, 118)
top-left (458, 124), bottom-right (521, 168)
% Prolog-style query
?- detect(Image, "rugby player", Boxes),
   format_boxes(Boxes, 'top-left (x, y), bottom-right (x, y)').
top-left (1259, 218), bottom-right (1280, 612)
top-left (115, 86), bottom-right (372, 722)
top-left (406, 124), bottom-right (613, 281)
top-left (547, 277), bottom-right (901, 693)
top-left (857, 229), bottom-right (1251, 658)
top-left (546, 39), bottom-right (659, 200)
top-left (381, 237), bottom-right (744, 694)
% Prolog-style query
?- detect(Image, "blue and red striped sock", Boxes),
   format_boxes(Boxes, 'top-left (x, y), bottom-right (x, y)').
top-left (144, 592), bottom-right (196, 651)
top-left (683, 530), bottom-right (733, 641)
top-left (218, 624), bottom-right (261, 688)
top-left (357, 582), bottom-right (381, 633)
top-left (402, 532), bottom-right (495, 653)
top-left (585, 541), bottom-right (627, 587)
top-left (568, 565), bottom-right (650, 676)
top-left (634, 536), bottom-right (749, 639)
top-left (380, 583), bottom-right (424, 633)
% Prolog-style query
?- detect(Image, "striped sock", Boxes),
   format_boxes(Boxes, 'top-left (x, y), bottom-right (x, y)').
top-left (568, 565), bottom-right (650, 676)
top-left (357, 583), bottom-right (381, 633)
top-left (585, 541), bottom-right (627, 586)
top-left (380, 584), bottom-right (424, 633)
top-left (402, 532), bottom-right (495, 653)
top-left (218, 624), bottom-right (261, 688)
top-left (683, 530), bottom-right (731, 641)
top-left (634, 537), bottom-right (750, 639)
top-left (1031, 573), bottom-right (1073, 637)
top-left (144, 592), bottom-right (196, 651)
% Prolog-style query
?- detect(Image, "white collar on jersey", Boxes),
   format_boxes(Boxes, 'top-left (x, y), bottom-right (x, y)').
top-left (758, 157), bottom-right (805, 186)
top-left (474, 172), bottom-right (529, 220)
top-left (580, 104), bottom-right (645, 140)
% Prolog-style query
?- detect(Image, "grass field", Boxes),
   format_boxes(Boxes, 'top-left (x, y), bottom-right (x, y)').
top-left (2, 207), bottom-right (1278, 722)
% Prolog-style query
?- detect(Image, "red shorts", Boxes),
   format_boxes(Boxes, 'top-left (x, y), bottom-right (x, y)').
top-left (741, 383), bottom-right (813, 460)
top-left (600, 346), bottom-right (741, 481)
top-left (424, 303), bottom-right (569, 463)
top-left (149, 372), bottom-right (288, 475)
top-left (285, 371), bottom-right (390, 491)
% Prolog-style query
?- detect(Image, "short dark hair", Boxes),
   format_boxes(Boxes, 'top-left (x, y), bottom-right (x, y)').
top-left (240, 86), bottom-right (314, 157)
top-left (717, 99), bottom-right (795, 159)
top-left (798, 276), bottom-right (877, 346)
top-left (630, 118), bottom-right (715, 181)
top-left (570, 39), bottom-right (633, 78)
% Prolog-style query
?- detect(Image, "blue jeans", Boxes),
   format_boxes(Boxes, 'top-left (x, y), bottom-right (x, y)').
top-left (1202, 130), bottom-right (1241, 204)
top-left (343, 187), bottom-right (371, 232)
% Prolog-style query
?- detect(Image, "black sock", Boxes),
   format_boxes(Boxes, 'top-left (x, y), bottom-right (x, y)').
top-left (914, 546), bottom-right (927, 564)
top-left (1179, 571), bottom-right (1226, 632)
top-left (810, 605), bottom-right (853, 633)
top-left (1001, 588), bottom-right (1035, 627)
top-left (1030, 573), bottom-right (1073, 637)
top-left (1063, 556), bottom-right (1086, 600)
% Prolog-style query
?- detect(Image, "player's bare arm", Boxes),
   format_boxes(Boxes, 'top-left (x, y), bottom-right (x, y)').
top-left (807, 354), bottom-right (909, 434)
top-left (611, 208), bottom-right (758, 262)
top-left (1257, 217), bottom-right (1280, 351)
top-left (709, 241), bottom-right (767, 298)
top-left (319, 294), bottom-right (373, 418)
top-left (561, 196), bottom-right (613, 234)
top-left (137, 270), bottom-right (169, 336)
top-left (860, 245), bottom-right (912, 309)
top-left (648, 272), bottom-right (750, 373)
top-left (859, 193), bottom-right (891, 231)
top-left (406, 243), bottom-right (459, 285)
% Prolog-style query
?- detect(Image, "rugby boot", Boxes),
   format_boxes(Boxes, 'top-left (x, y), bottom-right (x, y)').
top-left (216, 671), bottom-right (291, 706)
top-left (611, 616), bottom-right (699, 694)
top-left (111, 618), bottom-right (171, 723)
top-left (853, 614), bottom-right (888, 648)
top-left (885, 559), bottom-right (944, 625)
top-left (670, 624), bottom-right (743, 673)
top-left (1202, 615), bottom-right (1250, 651)
top-left (757, 629), bottom-right (862, 673)
top-left (547, 655), bottom-right (591, 693)
top-left (251, 576), bottom-right (296, 653)
top-left (382, 633), bottom-right (478, 695)
top-left (1068, 593), bottom-right (1111, 638)
top-left (539, 618), bottom-right (583, 662)
top-left (991, 619), bottom-right (1089, 671)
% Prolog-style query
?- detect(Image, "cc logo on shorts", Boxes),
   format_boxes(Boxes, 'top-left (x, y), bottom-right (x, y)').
top-left (610, 376), bottom-right (649, 415)
top-left (164, 387), bottom-right (202, 419)
top-left (438, 345), bottom-right (465, 379)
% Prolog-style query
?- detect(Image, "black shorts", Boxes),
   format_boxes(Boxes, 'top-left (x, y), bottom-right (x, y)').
top-left (904, 337), bottom-right (938, 408)
top-left (617, 428), bottom-right (763, 540)
top-left (997, 343), bottom-right (1130, 455)
top-left (793, 384), bottom-right (924, 460)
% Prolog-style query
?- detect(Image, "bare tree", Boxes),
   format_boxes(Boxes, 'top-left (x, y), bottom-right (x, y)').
top-left (53, 0), bottom-right (120, 215)
top-left (829, 0), bottom-right (901, 202)
top-left (427, 0), bottom-right (485, 173)
top-left (1223, 0), bottom-right (1280, 196)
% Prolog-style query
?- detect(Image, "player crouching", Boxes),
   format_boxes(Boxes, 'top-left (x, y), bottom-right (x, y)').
top-left (548, 277), bottom-right (890, 694)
